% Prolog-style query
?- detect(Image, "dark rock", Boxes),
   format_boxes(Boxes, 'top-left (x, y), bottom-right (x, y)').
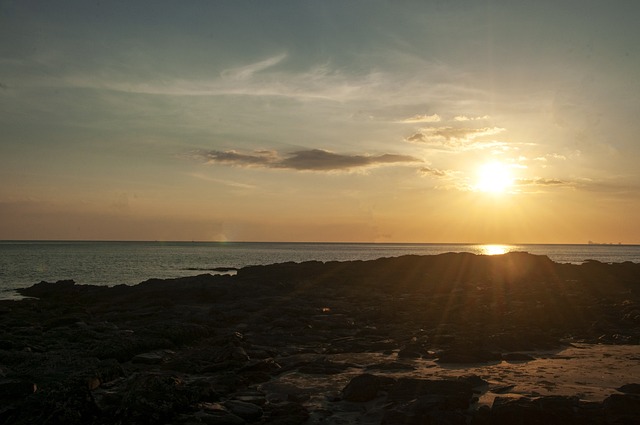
top-left (4, 253), bottom-right (640, 424)
top-left (194, 410), bottom-right (246, 425)
top-left (132, 349), bottom-right (175, 365)
top-left (603, 393), bottom-right (640, 423)
top-left (19, 379), bottom-right (99, 425)
top-left (225, 399), bottom-right (263, 421)
top-left (20, 279), bottom-right (77, 299)
top-left (287, 392), bottom-right (310, 403)
top-left (460, 375), bottom-right (489, 389)
top-left (0, 378), bottom-right (37, 398)
top-left (485, 396), bottom-right (582, 425)
top-left (0, 340), bottom-right (14, 350)
top-left (90, 335), bottom-right (173, 362)
top-left (618, 383), bottom-right (640, 394)
top-left (240, 358), bottom-right (281, 374)
top-left (397, 347), bottom-right (423, 359)
top-left (342, 373), bottom-right (384, 402)
top-left (502, 352), bottom-right (536, 362)
top-left (91, 358), bottom-right (126, 386)
top-left (490, 384), bottom-right (515, 394)
top-left (388, 378), bottom-right (473, 406)
top-left (297, 357), bottom-right (354, 375)
top-left (119, 373), bottom-right (192, 423)
top-left (437, 348), bottom-right (501, 364)
top-left (183, 378), bottom-right (223, 403)
top-left (365, 361), bottom-right (416, 372)
top-left (262, 401), bottom-right (309, 425)
top-left (381, 393), bottom-right (470, 424)
top-left (232, 391), bottom-right (267, 406)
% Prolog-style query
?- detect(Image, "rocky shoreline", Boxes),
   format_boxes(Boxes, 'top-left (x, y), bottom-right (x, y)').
top-left (0, 252), bottom-right (639, 424)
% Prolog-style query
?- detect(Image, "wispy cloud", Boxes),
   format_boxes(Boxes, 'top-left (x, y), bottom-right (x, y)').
top-left (533, 153), bottom-right (567, 162)
top-left (221, 53), bottom-right (287, 80)
top-left (396, 113), bottom-right (441, 123)
top-left (199, 150), bottom-right (278, 167)
top-left (453, 115), bottom-right (490, 121)
top-left (419, 166), bottom-right (451, 178)
top-left (406, 126), bottom-right (506, 151)
top-left (7, 47), bottom-right (493, 109)
top-left (418, 166), bottom-right (468, 191)
top-left (194, 148), bottom-right (420, 172)
top-left (515, 178), bottom-right (567, 186)
top-left (513, 176), bottom-right (640, 197)
top-left (30, 55), bottom-right (372, 102)
top-left (189, 172), bottom-right (257, 189)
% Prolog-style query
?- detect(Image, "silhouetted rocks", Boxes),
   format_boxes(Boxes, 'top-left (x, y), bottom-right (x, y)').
top-left (501, 352), bottom-right (536, 362)
top-left (0, 252), bottom-right (638, 423)
top-left (436, 347), bottom-right (502, 364)
top-left (342, 373), bottom-right (386, 401)
top-left (469, 394), bottom-right (640, 425)
top-left (618, 383), bottom-right (640, 394)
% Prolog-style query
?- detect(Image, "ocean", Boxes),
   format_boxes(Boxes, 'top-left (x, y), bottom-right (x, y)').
top-left (1, 241), bottom-right (640, 299)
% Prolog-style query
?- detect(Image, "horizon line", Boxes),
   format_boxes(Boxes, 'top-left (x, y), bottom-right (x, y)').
top-left (0, 239), bottom-right (636, 246)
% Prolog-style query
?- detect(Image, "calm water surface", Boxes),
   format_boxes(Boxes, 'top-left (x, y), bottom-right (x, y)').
top-left (1, 241), bottom-right (639, 298)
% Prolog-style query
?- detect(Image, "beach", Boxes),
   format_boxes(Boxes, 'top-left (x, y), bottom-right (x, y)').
top-left (0, 252), bottom-right (639, 424)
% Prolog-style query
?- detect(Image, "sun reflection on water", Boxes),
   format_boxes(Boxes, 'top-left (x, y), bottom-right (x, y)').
top-left (481, 244), bottom-right (509, 255)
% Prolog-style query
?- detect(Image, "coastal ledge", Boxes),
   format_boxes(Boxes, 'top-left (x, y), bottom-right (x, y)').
top-left (1, 252), bottom-right (639, 424)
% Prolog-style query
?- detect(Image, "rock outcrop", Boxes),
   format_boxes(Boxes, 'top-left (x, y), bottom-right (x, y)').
top-left (0, 253), bottom-right (637, 424)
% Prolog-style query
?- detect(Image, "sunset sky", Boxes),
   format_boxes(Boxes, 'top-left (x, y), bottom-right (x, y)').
top-left (1, 1), bottom-right (639, 243)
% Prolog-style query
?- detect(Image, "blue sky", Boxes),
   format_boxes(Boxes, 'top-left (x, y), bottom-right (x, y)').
top-left (1, 1), bottom-right (639, 242)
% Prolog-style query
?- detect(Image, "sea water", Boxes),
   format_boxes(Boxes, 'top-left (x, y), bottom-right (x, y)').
top-left (1, 241), bottom-right (639, 299)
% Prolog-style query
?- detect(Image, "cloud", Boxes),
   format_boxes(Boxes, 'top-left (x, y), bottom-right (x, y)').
top-left (194, 148), bottom-right (420, 172)
top-left (513, 177), bottom-right (640, 196)
top-left (419, 166), bottom-right (450, 178)
top-left (396, 113), bottom-right (441, 123)
top-left (406, 126), bottom-right (506, 150)
top-left (534, 153), bottom-right (567, 162)
top-left (515, 178), bottom-right (567, 186)
top-left (573, 179), bottom-right (640, 195)
top-left (418, 166), bottom-right (468, 191)
top-left (453, 115), bottom-right (490, 121)
top-left (199, 150), bottom-right (278, 166)
top-left (277, 149), bottom-right (419, 171)
top-left (32, 56), bottom-right (369, 103)
top-left (189, 172), bottom-right (257, 189)
top-left (221, 53), bottom-right (288, 80)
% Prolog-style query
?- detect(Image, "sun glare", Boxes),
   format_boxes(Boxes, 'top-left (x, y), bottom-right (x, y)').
top-left (481, 244), bottom-right (509, 255)
top-left (475, 162), bottom-right (513, 194)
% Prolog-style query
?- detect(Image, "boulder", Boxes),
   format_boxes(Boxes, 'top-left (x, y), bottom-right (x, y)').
top-left (0, 378), bottom-right (37, 398)
top-left (397, 347), bottom-right (423, 359)
top-left (119, 373), bottom-right (192, 423)
top-left (224, 399), bottom-right (263, 422)
top-left (501, 352), bottom-right (536, 362)
top-left (342, 373), bottom-right (384, 402)
top-left (388, 378), bottom-right (473, 407)
top-left (617, 383), bottom-right (640, 394)
top-left (603, 393), bottom-right (640, 423)
top-left (437, 348), bottom-right (501, 364)
top-left (483, 396), bottom-right (582, 425)
top-left (262, 401), bottom-right (309, 425)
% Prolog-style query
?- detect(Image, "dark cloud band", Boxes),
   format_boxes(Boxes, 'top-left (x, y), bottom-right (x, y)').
top-left (195, 148), bottom-right (420, 171)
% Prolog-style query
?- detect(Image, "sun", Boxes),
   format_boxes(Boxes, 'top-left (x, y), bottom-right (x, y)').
top-left (475, 162), bottom-right (513, 194)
